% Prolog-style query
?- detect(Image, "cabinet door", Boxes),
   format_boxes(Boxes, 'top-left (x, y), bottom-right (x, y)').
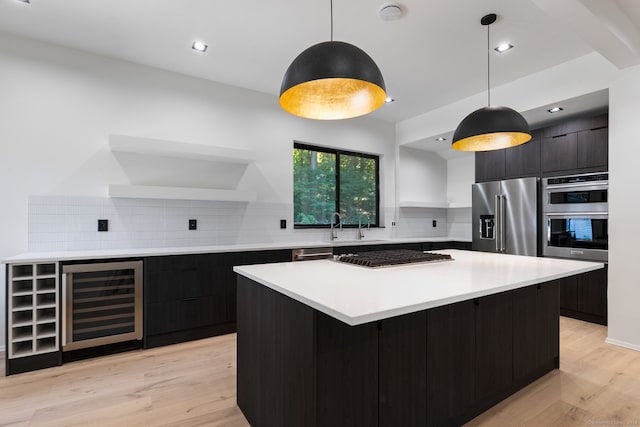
top-left (512, 285), bottom-right (537, 381)
top-left (426, 300), bottom-right (475, 426)
top-left (542, 133), bottom-right (578, 173)
top-left (577, 268), bottom-right (608, 319)
top-left (475, 292), bottom-right (513, 404)
top-left (536, 281), bottom-right (559, 367)
top-left (505, 131), bottom-right (541, 178)
top-left (475, 149), bottom-right (506, 182)
top-left (577, 127), bottom-right (608, 169)
top-left (379, 311), bottom-right (427, 427)
top-left (316, 314), bottom-right (379, 427)
top-left (559, 275), bottom-right (579, 312)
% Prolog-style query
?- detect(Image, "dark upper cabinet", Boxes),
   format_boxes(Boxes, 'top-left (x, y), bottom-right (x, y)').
top-left (541, 113), bottom-right (608, 175)
top-left (577, 127), bottom-right (608, 169)
top-left (475, 130), bottom-right (541, 183)
top-left (475, 149), bottom-right (506, 183)
top-left (542, 132), bottom-right (578, 173)
top-left (477, 113), bottom-right (608, 182)
top-left (505, 130), bottom-right (541, 179)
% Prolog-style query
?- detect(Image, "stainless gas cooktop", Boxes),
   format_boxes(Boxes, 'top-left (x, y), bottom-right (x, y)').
top-left (334, 249), bottom-right (453, 268)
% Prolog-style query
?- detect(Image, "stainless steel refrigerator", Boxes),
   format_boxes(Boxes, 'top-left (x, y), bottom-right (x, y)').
top-left (472, 177), bottom-right (538, 256)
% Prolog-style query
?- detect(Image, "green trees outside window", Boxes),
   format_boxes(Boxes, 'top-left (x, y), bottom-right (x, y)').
top-left (293, 142), bottom-right (379, 227)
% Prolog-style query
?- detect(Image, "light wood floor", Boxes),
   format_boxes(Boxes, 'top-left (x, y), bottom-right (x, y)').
top-left (1, 317), bottom-right (640, 426)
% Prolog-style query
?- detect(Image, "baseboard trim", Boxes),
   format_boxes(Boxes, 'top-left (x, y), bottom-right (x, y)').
top-left (605, 337), bottom-right (640, 352)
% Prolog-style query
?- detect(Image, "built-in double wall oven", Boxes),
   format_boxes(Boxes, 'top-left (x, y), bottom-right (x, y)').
top-left (542, 172), bottom-right (608, 262)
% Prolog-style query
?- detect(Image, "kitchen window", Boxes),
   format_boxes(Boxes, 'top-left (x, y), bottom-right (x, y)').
top-left (293, 142), bottom-right (379, 228)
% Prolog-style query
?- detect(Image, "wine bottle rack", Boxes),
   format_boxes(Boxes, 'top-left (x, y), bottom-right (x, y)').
top-left (7, 262), bottom-right (59, 358)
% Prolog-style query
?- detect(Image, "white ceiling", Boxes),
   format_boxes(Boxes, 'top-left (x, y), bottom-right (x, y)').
top-left (0, 0), bottom-right (639, 126)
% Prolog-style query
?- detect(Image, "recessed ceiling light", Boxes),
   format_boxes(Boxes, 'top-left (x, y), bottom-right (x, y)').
top-left (192, 41), bottom-right (208, 53)
top-left (378, 3), bottom-right (403, 21)
top-left (494, 43), bottom-right (513, 53)
top-left (435, 137), bottom-right (447, 142)
top-left (385, 96), bottom-right (395, 103)
top-left (548, 107), bottom-right (564, 113)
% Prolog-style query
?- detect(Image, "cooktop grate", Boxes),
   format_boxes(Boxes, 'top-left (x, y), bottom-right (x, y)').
top-left (334, 249), bottom-right (453, 268)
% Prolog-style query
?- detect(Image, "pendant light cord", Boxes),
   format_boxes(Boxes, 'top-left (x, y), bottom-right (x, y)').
top-left (487, 21), bottom-right (491, 107)
top-left (330, 0), bottom-right (334, 41)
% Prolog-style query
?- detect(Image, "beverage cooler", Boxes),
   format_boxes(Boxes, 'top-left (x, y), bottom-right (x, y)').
top-left (62, 260), bottom-right (143, 352)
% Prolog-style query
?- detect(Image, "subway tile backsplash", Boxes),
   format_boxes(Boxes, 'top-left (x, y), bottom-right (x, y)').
top-left (28, 196), bottom-right (471, 252)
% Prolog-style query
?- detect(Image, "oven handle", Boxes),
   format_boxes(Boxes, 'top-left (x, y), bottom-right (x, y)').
top-left (544, 181), bottom-right (608, 190)
top-left (544, 212), bottom-right (608, 216)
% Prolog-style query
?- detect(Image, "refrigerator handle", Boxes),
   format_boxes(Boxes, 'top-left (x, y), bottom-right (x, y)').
top-left (500, 194), bottom-right (506, 252)
top-left (494, 195), bottom-right (501, 252)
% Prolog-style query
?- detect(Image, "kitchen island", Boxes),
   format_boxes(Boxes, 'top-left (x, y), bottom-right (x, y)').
top-left (234, 250), bottom-right (604, 427)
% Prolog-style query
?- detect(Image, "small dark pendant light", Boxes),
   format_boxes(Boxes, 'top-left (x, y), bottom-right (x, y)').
top-left (279, 0), bottom-right (387, 120)
top-left (452, 13), bottom-right (531, 151)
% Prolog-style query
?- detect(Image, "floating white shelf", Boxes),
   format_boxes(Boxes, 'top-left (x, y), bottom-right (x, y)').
top-left (109, 134), bottom-right (256, 164)
top-left (109, 184), bottom-right (257, 202)
top-left (399, 201), bottom-right (471, 209)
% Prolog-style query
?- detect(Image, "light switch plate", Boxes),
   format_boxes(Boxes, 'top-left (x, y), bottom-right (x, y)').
top-left (98, 219), bottom-right (109, 232)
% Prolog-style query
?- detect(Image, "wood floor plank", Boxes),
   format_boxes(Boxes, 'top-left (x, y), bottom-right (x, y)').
top-left (2, 318), bottom-right (640, 426)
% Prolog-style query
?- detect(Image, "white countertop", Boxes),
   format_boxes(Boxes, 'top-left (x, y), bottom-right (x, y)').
top-left (1, 236), bottom-right (469, 263)
top-left (234, 250), bottom-right (604, 326)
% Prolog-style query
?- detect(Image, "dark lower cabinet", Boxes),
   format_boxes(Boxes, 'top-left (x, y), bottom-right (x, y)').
top-left (144, 249), bottom-right (290, 348)
top-left (237, 276), bottom-right (561, 427)
top-left (560, 266), bottom-right (607, 325)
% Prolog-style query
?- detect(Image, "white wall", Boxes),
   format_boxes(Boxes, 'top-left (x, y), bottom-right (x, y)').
top-left (0, 34), bottom-right (397, 348)
top-left (398, 147), bottom-right (447, 203)
top-left (446, 155), bottom-right (474, 204)
top-left (606, 64), bottom-right (640, 351)
top-left (396, 53), bottom-right (618, 144)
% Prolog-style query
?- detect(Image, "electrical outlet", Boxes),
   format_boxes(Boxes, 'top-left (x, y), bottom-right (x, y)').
top-left (392, 221), bottom-right (396, 227)
top-left (280, 219), bottom-right (286, 229)
top-left (189, 219), bottom-right (197, 230)
top-left (432, 220), bottom-right (437, 228)
top-left (98, 219), bottom-right (109, 232)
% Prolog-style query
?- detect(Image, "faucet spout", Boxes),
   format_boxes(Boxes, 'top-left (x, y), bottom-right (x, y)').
top-left (357, 213), bottom-right (371, 240)
top-left (330, 212), bottom-right (344, 241)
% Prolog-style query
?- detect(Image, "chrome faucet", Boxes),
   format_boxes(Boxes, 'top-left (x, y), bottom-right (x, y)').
top-left (330, 212), bottom-right (344, 241)
top-left (357, 213), bottom-right (370, 240)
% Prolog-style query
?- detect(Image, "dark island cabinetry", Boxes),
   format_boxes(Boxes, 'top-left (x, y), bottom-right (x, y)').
top-left (237, 276), bottom-right (560, 427)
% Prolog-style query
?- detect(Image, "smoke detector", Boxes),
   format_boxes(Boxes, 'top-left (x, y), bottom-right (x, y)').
top-left (378, 2), bottom-right (403, 21)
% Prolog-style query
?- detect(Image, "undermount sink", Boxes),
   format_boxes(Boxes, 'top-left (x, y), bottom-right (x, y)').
top-left (331, 239), bottom-right (389, 244)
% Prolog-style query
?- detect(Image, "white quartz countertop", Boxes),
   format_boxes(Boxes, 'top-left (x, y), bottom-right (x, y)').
top-left (234, 250), bottom-right (605, 326)
top-left (2, 236), bottom-right (469, 263)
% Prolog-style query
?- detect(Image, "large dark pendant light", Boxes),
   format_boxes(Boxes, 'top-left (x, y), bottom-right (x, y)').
top-left (452, 13), bottom-right (531, 151)
top-left (279, 0), bottom-right (387, 120)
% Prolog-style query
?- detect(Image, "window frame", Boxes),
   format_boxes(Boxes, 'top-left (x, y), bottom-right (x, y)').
top-left (293, 141), bottom-right (380, 229)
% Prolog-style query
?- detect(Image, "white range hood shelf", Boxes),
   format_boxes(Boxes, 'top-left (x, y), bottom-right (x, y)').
top-left (108, 134), bottom-right (256, 202)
